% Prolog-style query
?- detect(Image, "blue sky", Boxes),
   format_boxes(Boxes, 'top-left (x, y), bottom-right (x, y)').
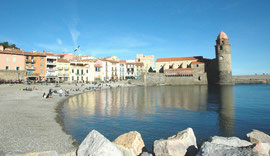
top-left (1, 0), bottom-right (270, 75)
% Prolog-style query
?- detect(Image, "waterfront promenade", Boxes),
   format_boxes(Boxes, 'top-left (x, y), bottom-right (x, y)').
top-left (0, 82), bottom-right (134, 155)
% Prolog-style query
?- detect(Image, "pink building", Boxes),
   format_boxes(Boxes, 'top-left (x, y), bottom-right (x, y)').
top-left (0, 47), bottom-right (25, 71)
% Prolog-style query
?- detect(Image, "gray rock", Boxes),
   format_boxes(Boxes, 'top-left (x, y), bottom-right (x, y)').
top-left (77, 130), bottom-right (123, 156)
top-left (153, 127), bottom-right (197, 156)
top-left (210, 136), bottom-right (252, 147)
top-left (247, 129), bottom-right (270, 144)
top-left (140, 152), bottom-right (153, 156)
top-left (197, 142), bottom-right (257, 156)
top-left (197, 136), bottom-right (258, 156)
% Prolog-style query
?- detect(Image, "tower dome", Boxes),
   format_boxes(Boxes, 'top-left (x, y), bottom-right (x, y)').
top-left (217, 32), bottom-right (229, 40)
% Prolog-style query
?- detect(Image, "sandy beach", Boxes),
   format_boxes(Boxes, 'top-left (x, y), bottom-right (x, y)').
top-left (0, 81), bottom-right (136, 155)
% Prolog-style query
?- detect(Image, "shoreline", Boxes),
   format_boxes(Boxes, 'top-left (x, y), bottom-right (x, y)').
top-left (0, 81), bottom-right (136, 155)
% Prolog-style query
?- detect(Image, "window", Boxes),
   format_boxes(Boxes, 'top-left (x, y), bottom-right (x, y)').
top-left (16, 67), bottom-right (20, 70)
top-left (197, 64), bottom-right (199, 67)
top-left (5, 66), bottom-right (8, 70)
top-left (13, 58), bottom-right (16, 62)
top-left (219, 56), bottom-right (224, 61)
top-left (41, 70), bottom-right (43, 74)
top-left (220, 46), bottom-right (223, 50)
top-left (77, 69), bottom-right (79, 74)
top-left (81, 76), bottom-right (83, 80)
top-left (41, 63), bottom-right (43, 67)
top-left (6, 58), bottom-right (9, 62)
top-left (41, 57), bottom-right (44, 61)
top-left (72, 76), bottom-right (74, 81)
top-left (72, 69), bottom-right (74, 73)
top-left (86, 69), bottom-right (88, 73)
top-left (81, 69), bottom-right (83, 74)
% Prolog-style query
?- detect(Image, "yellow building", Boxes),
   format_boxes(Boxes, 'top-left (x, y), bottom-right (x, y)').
top-left (136, 54), bottom-right (155, 72)
top-left (57, 58), bottom-right (70, 82)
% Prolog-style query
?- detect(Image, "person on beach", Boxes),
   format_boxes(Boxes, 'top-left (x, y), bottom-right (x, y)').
top-left (42, 92), bottom-right (46, 98)
top-left (59, 88), bottom-right (63, 97)
top-left (49, 89), bottom-right (53, 97)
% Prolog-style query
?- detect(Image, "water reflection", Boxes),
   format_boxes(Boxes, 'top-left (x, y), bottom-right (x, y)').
top-left (63, 85), bottom-right (235, 146)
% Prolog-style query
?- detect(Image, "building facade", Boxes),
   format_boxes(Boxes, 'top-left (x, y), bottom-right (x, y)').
top-left (24, 51), bottom-right (46, 81)
top-left (57, 58), bottom-right (70, 82)
top-left (0, 46), bottom-right (26, 81)
top-left (46, 53), bottom-right (58, 82)
top-left (136, 54), bottom-right (155, 72)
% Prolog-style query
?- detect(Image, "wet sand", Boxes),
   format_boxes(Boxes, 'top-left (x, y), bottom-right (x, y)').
top-left (0, 82), bottom-right (135, 155)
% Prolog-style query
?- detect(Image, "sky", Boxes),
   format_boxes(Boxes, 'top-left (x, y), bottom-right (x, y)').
top-left (1, 0), bottom-right (270, 75)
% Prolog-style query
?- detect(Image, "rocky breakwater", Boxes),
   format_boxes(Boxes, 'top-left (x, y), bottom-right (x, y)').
top-left (8, 128), bottom-right (270, 156)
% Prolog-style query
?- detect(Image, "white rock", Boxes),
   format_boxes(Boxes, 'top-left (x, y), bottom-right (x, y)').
top-left (77, 130), bottom-right (123, 156)
top-left (253, 143), bottom-right (270, 156)
top-left (247, 129), bottom-right (270, 144)
top-left (153, 128), bottom-right (197, 156)
top-left (210, 136), bottom-right (252, 147)
top-left (113, 131), bottom-right (145, 156)
top-left (197, 141), bottom-right (256, 156)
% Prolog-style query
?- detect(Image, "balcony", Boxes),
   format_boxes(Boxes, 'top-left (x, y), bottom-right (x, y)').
top-left (47, 61), bottom-right (57, 65)
top-left (58, 73), bottom-right (69, 77)
top-left (47, 72), bottom-right (57, 77)
top-left (26, 66), bottom-right (36, 70)
top-left (47, 68), bottom-right (56, 71)
top-left (26, 59), bottom-right (35, 63)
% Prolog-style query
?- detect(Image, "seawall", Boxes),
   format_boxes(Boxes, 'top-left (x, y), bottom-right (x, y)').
top-left (233, 75), bottom-right (270, 84)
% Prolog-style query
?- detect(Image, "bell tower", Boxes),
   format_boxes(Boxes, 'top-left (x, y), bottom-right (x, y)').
top-left (215, 32), bottom-right (233, 84)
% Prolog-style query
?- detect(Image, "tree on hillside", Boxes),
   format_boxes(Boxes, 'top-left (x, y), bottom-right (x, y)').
top-left (0, 42), bottom-right (19, 49)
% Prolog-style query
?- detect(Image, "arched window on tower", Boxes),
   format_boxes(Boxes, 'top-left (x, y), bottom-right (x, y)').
top-left (220, 46), bottom-right (223, 50)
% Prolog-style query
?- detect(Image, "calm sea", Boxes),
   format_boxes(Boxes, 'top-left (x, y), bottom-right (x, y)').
top-left (62, 84), bottom-right (270, 150)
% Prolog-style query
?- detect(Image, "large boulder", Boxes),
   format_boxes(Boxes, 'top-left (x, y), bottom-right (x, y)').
top-left (247, 130), bottom-right (270, 156)
top-left (210, 136), bottom-right (252, 147)
top-left (253, 143), bottom-right (270, 156)
top-left (77, 130), bottom-right (123, 156)
top-left (197, 136), bottom-right (257, 156)
top-left (153, 128), bottom-right (197, 156)
top-left (247, 130), bottom-right (270, 144)
top-left (113, 131), bottom-right (145, 156)
top-left (197, 141), bottom-right (256, 156)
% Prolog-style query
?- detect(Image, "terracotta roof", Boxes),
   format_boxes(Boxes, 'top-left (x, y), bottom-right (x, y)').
top-left (156, 56), bottom-right (203, 62)
top-left (120, 60), bottom-right (126, 63)
top-left (192, 62), bottom-right (204, 64)
top-left (108, 60), bottom-right (119, 63)
top-left (45, 52), bottom-right (58, 56)
top-left (23, 51), bottom-right (46, 56)
top-left (94, 64), bottom-right (102, 68)
top-left (0, 50), bottom-right (24, 55)
top-left (57, 58), bottom-right (69, 63)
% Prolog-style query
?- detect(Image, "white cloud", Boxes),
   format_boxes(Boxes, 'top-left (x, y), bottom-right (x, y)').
top-left (57, 38), bottom-right (62, 45)
top-left (69, 28), bottom-right (80, 46)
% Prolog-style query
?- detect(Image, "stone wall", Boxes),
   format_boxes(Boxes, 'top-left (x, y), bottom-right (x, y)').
top-left (0, 70), bottom-right (26, 81)
top-left (142, 72), bottom-right (207, 86)
top-left (233, 75), bottom-right (270, 84)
